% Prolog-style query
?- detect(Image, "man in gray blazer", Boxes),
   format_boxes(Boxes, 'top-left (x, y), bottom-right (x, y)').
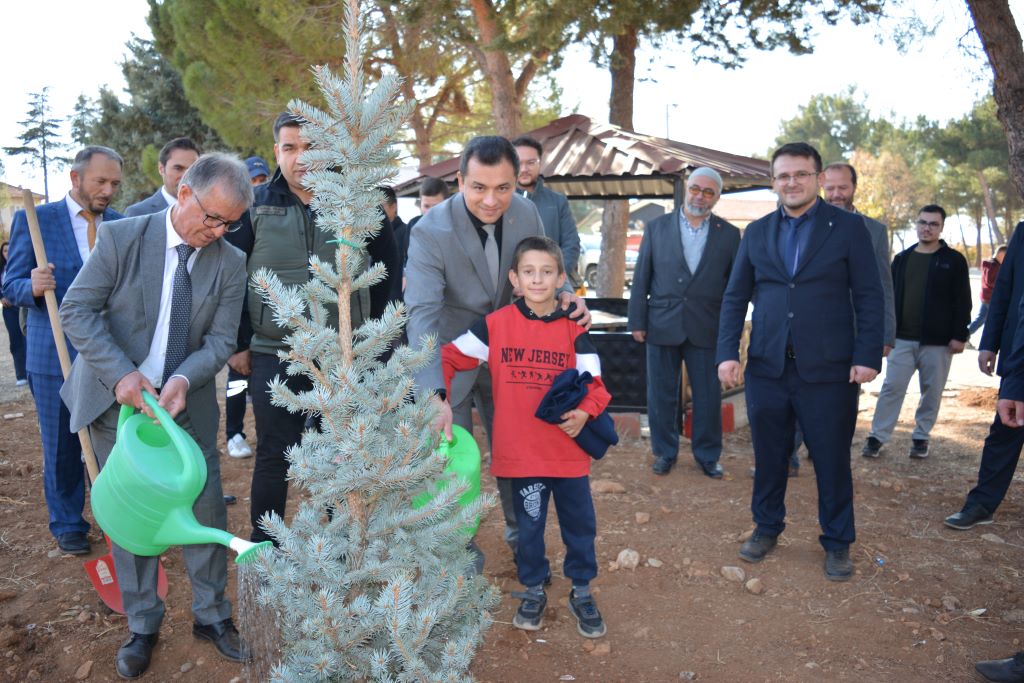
top-left (124, 137), bottom-right (201, 217)
top-left (60, 153), bottom-right (251, 679)
top-left (822, 163), bottom-right (896, 353)
top-left (512, 135), bottom-right (582, 277)
top-left (406, 135), bottom-right (589, 561)
top-left (628, 167), bottom-right (741, 478)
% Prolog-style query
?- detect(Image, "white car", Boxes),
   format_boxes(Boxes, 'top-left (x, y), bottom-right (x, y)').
top-left (578, 234), bottom-right (637, 288)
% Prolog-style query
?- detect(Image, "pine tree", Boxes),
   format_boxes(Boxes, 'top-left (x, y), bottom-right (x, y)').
top-left (245, 1), bottom-right (497, 680)
top-left (3, 88), bottom-right (70, 202)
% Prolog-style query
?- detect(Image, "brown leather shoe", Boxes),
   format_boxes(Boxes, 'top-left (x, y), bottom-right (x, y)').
top-left (193, 618), bottom-right (249, 663)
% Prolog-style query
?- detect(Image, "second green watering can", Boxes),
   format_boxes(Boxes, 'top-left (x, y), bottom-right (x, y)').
top-left (91, 392), bottom-right (271, 564)
top-left (412, 424), bottom-right (482, 536)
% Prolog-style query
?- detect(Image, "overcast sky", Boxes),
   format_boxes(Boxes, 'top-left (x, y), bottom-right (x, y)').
top-left (1, 0), bottom-right (1021, 201)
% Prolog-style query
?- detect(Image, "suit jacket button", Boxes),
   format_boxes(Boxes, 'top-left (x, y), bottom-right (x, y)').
top-left (789, 283), bottom-right (795, 289)
top-left (788, 312), bottom-right (794, 318)
top-left (677, 278), bottom-right (683, 283)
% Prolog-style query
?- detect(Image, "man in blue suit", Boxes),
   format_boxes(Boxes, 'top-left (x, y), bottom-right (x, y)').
top-left (2, 146), bottom-right (124, 555)
top-left (717, 142), bottom-right (883, 581)
top-left (124, 137), bottom-right (200, 217)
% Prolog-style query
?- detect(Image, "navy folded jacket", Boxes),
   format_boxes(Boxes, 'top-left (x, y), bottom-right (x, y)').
top-left (535, 369), bottom-right (619, 459)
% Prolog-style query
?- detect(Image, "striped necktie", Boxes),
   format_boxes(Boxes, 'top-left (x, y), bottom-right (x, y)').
top-left (162, 244), bottom-right (196, 385)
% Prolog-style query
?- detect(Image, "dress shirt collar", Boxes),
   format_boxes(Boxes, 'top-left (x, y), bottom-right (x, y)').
top-left (165, 207), bottom-right (201, 257)
top-left (65, 193), bottom-right (97, 222)
top-left (779, 197), bottom-right (820, 227)
top-left (161, 186), bottom-right (178, 208)
top-left (679, 209), bottom-right (710, 232)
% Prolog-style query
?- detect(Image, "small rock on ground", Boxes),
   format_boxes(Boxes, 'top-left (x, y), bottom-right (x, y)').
top-left (721, 566), bottom-right (746, 582)
top-left (745, 577), bottom-right (765, 594)
top-left (74, 660), bottom-right (93, 680)
top-left (616, 548), bottom-right (640, 570)
top-left (591, 479), bottom-right (626, 494)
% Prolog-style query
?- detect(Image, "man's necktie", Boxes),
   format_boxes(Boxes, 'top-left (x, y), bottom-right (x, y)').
top-left (80, 210), bottom-right (97, 251)
top-left (162, 244), bottom-right (195, 386)
top-left (483, 224), bottom-right (499, 292)
top-left (783, 221), bottom-right (801, 277)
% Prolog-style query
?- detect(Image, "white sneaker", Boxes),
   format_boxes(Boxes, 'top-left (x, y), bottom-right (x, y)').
top-left (15, 379), bottom-right (28, 387)
top-left (227, 433), bottom-right (253, 458)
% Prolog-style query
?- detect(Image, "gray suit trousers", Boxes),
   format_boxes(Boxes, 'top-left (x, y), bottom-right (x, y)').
top-left (90, 404), bottom-right (231, 634)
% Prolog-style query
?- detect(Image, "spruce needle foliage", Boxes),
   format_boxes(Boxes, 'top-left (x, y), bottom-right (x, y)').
top-left (248, 1), bottom-right (497, 679)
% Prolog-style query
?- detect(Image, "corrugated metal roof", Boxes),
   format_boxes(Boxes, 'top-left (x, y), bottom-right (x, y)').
top-left (395, 114), bottom-right (771, 199)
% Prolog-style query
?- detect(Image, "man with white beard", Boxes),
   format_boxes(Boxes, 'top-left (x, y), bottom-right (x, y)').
top-left (628, 167), bottom-right (741, 478)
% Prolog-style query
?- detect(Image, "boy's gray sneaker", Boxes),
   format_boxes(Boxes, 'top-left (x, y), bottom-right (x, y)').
top-left (568, 589), bottom-right (607, 638)
top-left (861, 436), bottom-right (883, 458)
top-left (909, 439), bottom-right (929, 459)
top-left (511, 590), bottom-right (547, 631)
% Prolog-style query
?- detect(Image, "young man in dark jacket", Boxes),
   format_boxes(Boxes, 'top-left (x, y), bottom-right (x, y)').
top-left (862, 205), bottom-right (971, 460)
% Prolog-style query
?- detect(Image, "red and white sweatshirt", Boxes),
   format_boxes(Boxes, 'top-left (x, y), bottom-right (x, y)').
top-left (441, 299), bottom-right (611, 478)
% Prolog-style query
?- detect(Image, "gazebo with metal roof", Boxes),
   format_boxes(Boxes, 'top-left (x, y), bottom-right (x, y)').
top-left (394, 114), bottom-right (771, 206)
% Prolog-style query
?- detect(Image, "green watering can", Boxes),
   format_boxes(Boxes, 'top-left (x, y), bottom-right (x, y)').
top-left (412, 424), bottom-right (482, 536)
top-left (90, 392), bottom-right (272, 564)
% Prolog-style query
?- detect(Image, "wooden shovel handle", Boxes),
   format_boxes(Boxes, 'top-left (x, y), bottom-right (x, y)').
top-left (21, 189), bottom-right (100, 483)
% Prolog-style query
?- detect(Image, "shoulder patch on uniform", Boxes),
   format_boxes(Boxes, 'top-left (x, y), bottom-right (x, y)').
top-left (255, 206), bottom-right (287, 216)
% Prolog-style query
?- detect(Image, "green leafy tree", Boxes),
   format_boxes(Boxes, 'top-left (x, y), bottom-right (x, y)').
top-left (573, 0), bottom-right (888, 297)
top-left (82, 38), bottom-right (225, 208)
top-left (244, 1), bottom-right (497, 678)
top-left (3, 88), bottom-right (70, 202)
top-left (148, 0), bottom-right (498, 168)
top-left (69, 95), bottom-right (100, 147)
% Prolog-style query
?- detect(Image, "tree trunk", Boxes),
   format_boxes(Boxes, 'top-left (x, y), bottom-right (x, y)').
top-left (975, 169), bottom-right (1004, 244)
top-left (596, 27), bottom-right (638, 298)
top-left (966, 0), bottom-right (1024, 201)
top-left (975, 215), bottom-right (983, 267)
top-left (469, 0), bottom-right (522, 137)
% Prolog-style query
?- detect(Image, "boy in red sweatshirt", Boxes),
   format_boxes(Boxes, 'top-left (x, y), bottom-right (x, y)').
top-left (442, 235), bottom-right (611, 638)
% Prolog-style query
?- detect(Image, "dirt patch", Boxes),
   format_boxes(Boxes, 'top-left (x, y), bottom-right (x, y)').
top-left (957, 386), bottom-right (1000, 409)
top-left (0, 388), bottom-right (1022, 682)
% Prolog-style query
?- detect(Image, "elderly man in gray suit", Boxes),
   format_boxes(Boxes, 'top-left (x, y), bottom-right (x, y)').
top-left (628, 167), bottom-right (741, 478)
top-left (60, 153), bottom-right (251, 679)
top-left (124, 137), bottom-right (201, 217)
top-left (406, 135), bottom-right (590, 563)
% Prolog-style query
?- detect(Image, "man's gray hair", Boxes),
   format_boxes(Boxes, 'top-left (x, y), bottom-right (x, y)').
top-left (688, 166), bottom-right (723, 192)
top-left (71, 146), bottom-right (123, 174)
top-left (179, 153), bottom-right (254, 207)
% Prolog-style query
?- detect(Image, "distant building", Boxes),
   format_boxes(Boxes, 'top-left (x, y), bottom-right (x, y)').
top-left (0, 183), bottom-right (46, 241)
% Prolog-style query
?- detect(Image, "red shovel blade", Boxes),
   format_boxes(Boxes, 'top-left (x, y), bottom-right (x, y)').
top-left (83, 536), bottom-right (169, 614)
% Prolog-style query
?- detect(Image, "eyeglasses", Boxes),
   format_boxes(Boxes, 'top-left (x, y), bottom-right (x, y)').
top-left (916, 219), bottom-right (942, 229)
top-left (773, 171), bottom-right (817, 184)
top-left (520, 159), bottom-right (540, 168)
top-left (687, 185), bottom-right (717, 199)
top-left (193, 190), bottom-right (243, 233)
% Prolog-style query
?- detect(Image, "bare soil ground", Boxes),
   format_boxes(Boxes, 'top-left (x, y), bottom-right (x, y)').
top-left (1, 375), bottom-right (1022, 682)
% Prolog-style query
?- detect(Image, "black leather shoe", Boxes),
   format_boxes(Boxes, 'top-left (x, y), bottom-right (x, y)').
top-left (824, 547), bottom-right (853, 581)
top-left (699, 461), bottom-right (724, 479)
top-left (738, 532), bottom-right (777, 563)
top-left (57, 531), bottom-right (90, 555)
top-left (944, 503), bottom-right (994, 530)
top-left (976, 651), bottom-right (1024, 683)
top-left (193, 618), bottom-right (249, 663)
top-left (116, 632), bottom-right (158, 679)
top-left (652, 457), bottom-right (675, 475)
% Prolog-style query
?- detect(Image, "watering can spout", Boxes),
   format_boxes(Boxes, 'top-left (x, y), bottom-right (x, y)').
top-left (231, 538), bottom-right (274, 564)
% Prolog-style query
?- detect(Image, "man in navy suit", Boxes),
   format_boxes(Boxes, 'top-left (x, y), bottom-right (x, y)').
top-left (944, 219), bottom-right (1024, 531)
top-left (2, 146), bottom-right (124, 555)
top-left (124, 137), bottom-right (200, 217)
top-left (716, 142), bottom-right (883, 581)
